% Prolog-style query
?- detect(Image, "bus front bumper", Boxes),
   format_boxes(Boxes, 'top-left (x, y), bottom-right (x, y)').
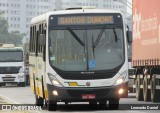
top-left (47, 82), bottom-right (128, 102)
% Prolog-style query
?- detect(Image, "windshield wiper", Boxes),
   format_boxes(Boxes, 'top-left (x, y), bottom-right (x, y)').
top-left (67, 27), bottom-right (85, 46)
top-left (113, 28), bottom-right (118, 42)
top-left (93, 28), bottom-right (105, 48)
top-left (92, 35), bottom-right (95, 60)
top-left (91, 28), bottom-right (105, 61)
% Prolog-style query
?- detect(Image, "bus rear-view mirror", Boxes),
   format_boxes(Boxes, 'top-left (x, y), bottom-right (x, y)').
top-left (127, 31), bottom-right (132, 43)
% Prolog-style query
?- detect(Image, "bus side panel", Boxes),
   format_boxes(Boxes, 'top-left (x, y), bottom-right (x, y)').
top-left (29, 55), bottom-right (37, 94)
top-left (36, 56), bottom-right (46, 98)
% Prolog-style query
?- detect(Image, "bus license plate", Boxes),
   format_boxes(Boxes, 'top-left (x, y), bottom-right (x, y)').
top-left (82, 94), bottom-right (96, 99)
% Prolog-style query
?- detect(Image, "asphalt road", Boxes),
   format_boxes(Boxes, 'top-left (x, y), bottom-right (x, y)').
top-left (0, 85), bottom-right (160, 113)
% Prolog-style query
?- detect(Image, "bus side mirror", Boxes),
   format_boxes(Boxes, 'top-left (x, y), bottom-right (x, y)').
top-left (39, 34), bottom-right (46, 46)
top-left (125, 25), bottom-right (132, 43)
top-left (127, 31), bottom-right (132, 43)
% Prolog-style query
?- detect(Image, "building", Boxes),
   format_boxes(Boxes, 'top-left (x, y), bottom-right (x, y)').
top-left (0, 0), bottom-right (55, 41)
top-left (0, 0), bottom-right (129, 41)
top-left (55, 0), bottom-right (130, 27)
top-left (56, 0), bottom-right (127, 17)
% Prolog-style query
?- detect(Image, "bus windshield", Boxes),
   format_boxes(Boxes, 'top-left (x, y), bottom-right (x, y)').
top-left (49, 27), bottom-right (124, 71)
top-left (0, 51), bottom-right (23, 62)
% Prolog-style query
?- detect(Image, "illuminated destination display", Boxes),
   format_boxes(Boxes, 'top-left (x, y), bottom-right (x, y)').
top-left (58, 16), bottom-right (114, 25)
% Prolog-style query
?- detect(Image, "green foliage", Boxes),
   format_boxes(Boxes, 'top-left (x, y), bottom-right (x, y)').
top-left (0, 18), bottom-right (9, 34)
top-left (0, 18), bottom-right (24, 46)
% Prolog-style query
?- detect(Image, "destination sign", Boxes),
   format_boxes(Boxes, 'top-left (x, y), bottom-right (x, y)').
top-left (58, 16), bottom-right (114, 25)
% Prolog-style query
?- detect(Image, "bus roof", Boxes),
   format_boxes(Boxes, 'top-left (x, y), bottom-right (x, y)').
top-left (31, 9), bottom-right (123, 25)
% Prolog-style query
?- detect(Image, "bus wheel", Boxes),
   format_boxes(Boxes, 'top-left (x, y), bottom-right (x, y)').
top-left (108, 98), bottom-right (119, 110)
top-left (136, 75), bottom-right (144, 101)
top-left (35, 95), bottom-right (44, 107)
top-left (143, 75), bottom-right (151, 102)
top-left (151, 75), bottom-right (160, 102)
top-left (47, 100), bottom-right (57, 111)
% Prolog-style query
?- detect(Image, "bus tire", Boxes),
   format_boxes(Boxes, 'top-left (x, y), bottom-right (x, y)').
top-left (35, 95), bottom-right (44, 107)
top-left (143, 75), bottom-right (151, 102)
top-left (136, 75), bottom-right (144, 101)
top-left (47, 100), bottom-right (57, 111)
top-left (108, 98), bottom-right (119, 110)
top-left (151, 75), bottom-right (160, 102)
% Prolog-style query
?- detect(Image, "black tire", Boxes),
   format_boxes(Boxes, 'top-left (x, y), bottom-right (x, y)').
top-left (35, 95), bottom-right (44, 107)
top-left (18, 82), bottom-right (26, 87)
top-left (47, 100), bottom-right (57, 111)
top-left (108, 98), bottom-right (119, 110)
top-left (143, 75), bottom-right (151, 102)
top-left (151, 75), bottom-right (160, 102)
top-left (136, 75), bottom-right (144, 101)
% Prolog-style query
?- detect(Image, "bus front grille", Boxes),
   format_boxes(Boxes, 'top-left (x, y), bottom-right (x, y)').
top-left (2, 77), bottom-right (16, 81)
top-left (0, 66), bottom-right (21, 74)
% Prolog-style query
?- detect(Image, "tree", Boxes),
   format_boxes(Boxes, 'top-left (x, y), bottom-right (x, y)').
top-left (0, 18), bottom-right (9, 34)
top-left (0, 18), bottom-right (24, 46)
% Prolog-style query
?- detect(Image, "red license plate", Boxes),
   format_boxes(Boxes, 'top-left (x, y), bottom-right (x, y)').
top-left (82, 94), bottom-right (96, 99)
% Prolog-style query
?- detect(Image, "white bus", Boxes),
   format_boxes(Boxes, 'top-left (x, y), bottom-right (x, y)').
top-left (29, 8), bottom-right (129, 111)
top-left (0, 44), bottom-right (26, 87)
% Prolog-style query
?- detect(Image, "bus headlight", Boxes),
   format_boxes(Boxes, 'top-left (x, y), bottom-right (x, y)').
top-left (18, 74), bottom-right (24, 78)
top-left (115, 76), bottom-right (125, 84)
top-left (114, 71), bottom-right (127, 85)
top-left (48, 73), bottom-right (63, 87)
